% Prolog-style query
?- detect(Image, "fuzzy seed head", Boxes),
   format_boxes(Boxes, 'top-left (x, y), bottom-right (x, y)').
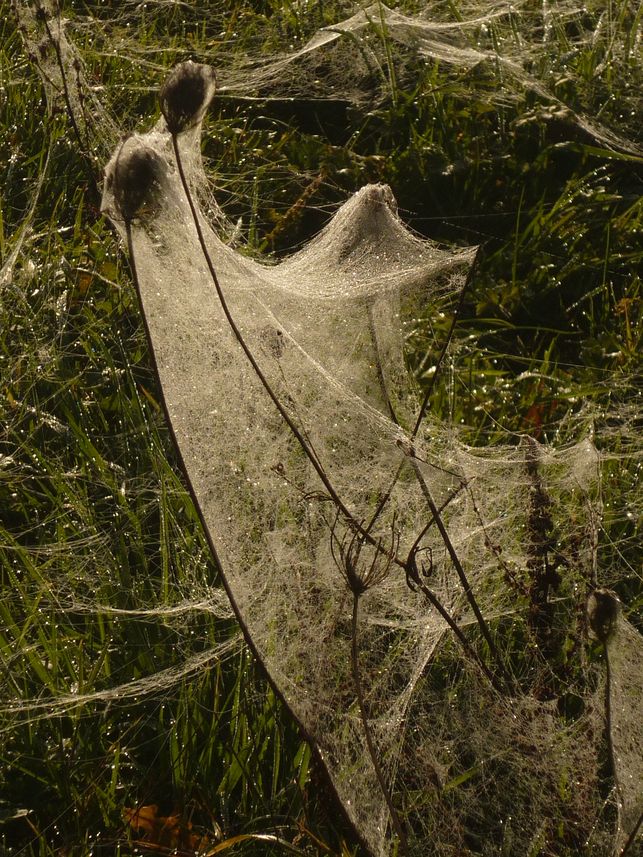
top-left (587, 588), bottom-right (621, 643)
top-left (112, 144), bottom-right (166, 223)
top-left (159, 61), bottom-right (217, 135)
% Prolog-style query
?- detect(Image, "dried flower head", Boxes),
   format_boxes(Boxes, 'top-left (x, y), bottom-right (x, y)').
top-left (330, 514), bottom-right (399, 595)
top-left (111, 142), bottom-right (166, 223)
top-left (159, 61), bottom-right (217, 135)
top-left (587, 588), bottom-right (621, 643)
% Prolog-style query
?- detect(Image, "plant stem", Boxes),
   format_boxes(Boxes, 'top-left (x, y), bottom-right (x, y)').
top-left (350, 592), bottom-right (408, 853)
top-left (170, 135), bottom-right (357, 532)
top-left (34, 0), bottom-right (100, 204)
top-left (170, 133), bottom-right (439, 582)
top-left (170, 133), bottom-right (507, 695)
top-left (410, 459), bottom-right (510, 689)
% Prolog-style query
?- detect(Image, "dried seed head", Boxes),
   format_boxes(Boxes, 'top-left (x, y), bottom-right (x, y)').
top-left (330, 514), bottom-right (399, 596)
top-left (587, 588), bottom-right (621, 643)
top-left (112, 142), bottom-right (166, 223)
top-left (159, 61), bottom-right (217, 135)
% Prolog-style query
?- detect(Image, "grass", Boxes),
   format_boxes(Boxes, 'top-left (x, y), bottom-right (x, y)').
top-left (1, 0), bottom-right (641, 854)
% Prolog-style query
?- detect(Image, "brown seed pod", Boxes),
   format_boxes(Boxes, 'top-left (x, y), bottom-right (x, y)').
top-left (587, 588), bottom-right (621, 643)
top-left (159, 61), bottom-right (217, 135)
top-left (112, 142), bottom-right (166, 223)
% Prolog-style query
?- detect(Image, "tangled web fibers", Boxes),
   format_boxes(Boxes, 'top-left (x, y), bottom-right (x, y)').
top-left (100, 59), bottom-right (641, 856)
top-left (8, 2), bottom-right (642, 855)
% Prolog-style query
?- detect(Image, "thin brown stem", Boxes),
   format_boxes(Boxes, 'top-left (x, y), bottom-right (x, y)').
top-left (170, 133), bottom-right (402, 567)
top-left (35, 0), bottom-right (99, 204)
top-left (364, 459), bottom-right (405, 535)
top-left (169, 133), bottom-right (507, 696)
top-left (367, 301), bottom-right (399, 425)
top-left (364, 246), bottom-right (481, 537)
top-left (350, 593), bottom-right (408, 853)
top-left (414, 579), bottom-right (504, 693)
top-left (410, 459), bottom-right (511, 689)
top-left (619, 810), bottom-right (643, 857)
top-left (406, 479), bottom-right (468, 565)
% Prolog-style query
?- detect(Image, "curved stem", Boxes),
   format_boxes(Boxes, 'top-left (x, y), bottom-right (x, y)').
top-left (172, 139), bottom-right (343, 510)
top-left (36, 0), bottom-right (99, 204)
top-left (415, 580), bottom-right (504, 694)
top-left (351, 593), bottom-right (408, 853)
top-left (410, 459), bottom-right (510, 689)
top-left (169, 135), bottom-right (506, 695)
top-left (170, 132), bottom-right (405, 567)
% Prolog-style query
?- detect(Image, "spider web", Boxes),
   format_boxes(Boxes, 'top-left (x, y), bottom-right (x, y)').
top-left (101, 92), bottom-right (621, 855)
top-left (7, 2), bottom-right (642, 854)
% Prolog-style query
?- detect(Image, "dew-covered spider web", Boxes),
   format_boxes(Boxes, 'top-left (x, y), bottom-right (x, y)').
top-left (98, 63), bottom-right (641, 857)
top-left (5, 2), bottom-right (642, 855)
